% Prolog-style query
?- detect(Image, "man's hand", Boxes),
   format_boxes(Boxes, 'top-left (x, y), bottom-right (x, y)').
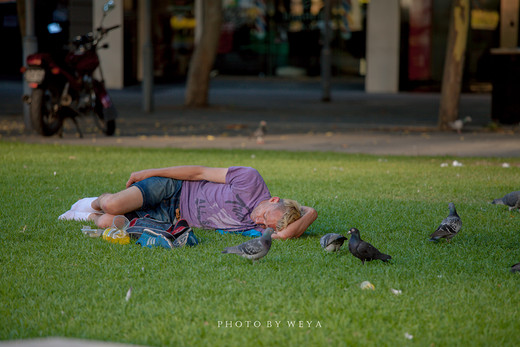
top-left (126, 169), bottom-right (157, 188)
top-left (272, 206), bottom-right (318, 240)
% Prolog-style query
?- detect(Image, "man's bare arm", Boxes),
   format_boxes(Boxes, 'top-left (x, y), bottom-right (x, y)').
top-left (272, 206), bottom-right (318, 240)
top-left (126, 166), bottom-right (228, 188)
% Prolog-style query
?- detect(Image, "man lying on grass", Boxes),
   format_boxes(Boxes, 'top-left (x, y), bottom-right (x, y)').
top-left (87, 165), bottom-right (317, 240)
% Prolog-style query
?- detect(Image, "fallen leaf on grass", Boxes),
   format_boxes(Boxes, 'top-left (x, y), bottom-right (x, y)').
top-left (390, 288), bottom-right (402, 295)
top-left (360, 281), bottom-right (375, 290)
top-left (452, 160), bottom-right (463, 167)
top-left (125, 287), bottom-right (132, 302)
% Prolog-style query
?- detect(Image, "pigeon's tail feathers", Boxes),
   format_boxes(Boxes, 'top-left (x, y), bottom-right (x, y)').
top-left (222, 247), bottom-right (239, 254)
top-left (429, 230), bottom-right (457, 241)
top-left (429, 230), bottom-right (450, 241)
top-left (428, 237), bottom-right (440, 242)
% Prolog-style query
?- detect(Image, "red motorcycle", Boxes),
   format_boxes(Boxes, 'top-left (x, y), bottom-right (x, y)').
top-left (21, 0), bottom-right (118, 137)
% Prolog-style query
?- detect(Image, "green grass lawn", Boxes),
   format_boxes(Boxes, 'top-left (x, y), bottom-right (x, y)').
top-left (1, 141), bottom-right (519, 346)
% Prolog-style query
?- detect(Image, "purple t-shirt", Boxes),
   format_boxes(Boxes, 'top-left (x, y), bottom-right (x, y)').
top-left (179, 166), bottom-right (271, 231)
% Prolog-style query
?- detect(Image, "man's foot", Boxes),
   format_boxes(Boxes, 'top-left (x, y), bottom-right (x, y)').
top-left (58, 210), bottom-right (101, 221)
top-left (71, 197), bottom-right (100, 213)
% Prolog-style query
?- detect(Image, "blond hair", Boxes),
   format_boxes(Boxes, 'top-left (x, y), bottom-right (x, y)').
top-left (275, 199), bottom-right (302, 231)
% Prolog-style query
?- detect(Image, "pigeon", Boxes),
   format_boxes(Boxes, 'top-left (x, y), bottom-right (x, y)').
top-left (252, 120), bottom-right (267, 144)
top-left (320, 233), bottom-right (347, 252)
top-left (429, 202), bottom-right (462, 242)
top-left (511, 262), bottom-right (520, 273)
top-left (448, 116), bottom-right (472, 134)
top-left (347, 227), bottom-right (391, 264)
top-left (492, 191), bottom-right (520, 211)
top-left (222, 228), bottom-right (275, 263)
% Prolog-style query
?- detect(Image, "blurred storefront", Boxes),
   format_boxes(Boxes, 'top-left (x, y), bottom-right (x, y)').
top-left (400, 0), bottom-right (501, 91)
top-left (5, 0), bottom-right (505, 91)
top-left (214, 0), bottom-right (367, 77)
top-left (124, 0), bottom-right (501, 91)
top-left (124, 0), bottom-right (368, 81)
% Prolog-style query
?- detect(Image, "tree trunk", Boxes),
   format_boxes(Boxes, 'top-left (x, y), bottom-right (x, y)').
top-left (184, 0), bottom-right (223, 107)
top-left (438, 0), bottom-right (470, 130)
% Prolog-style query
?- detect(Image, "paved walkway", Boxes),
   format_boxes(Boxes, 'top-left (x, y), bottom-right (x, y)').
top-left (0, 338), bottom-right (145, 347)
top-left (1, 76), bottom-right (519, 157)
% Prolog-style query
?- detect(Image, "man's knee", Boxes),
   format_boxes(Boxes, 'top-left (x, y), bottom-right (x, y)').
top-left (99, 194), bottom-right (122, 215)
top-left (98, 187), bottom-right (143, 215)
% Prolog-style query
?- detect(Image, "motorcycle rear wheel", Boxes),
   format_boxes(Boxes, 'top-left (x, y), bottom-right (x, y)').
top-left (93, 99), bottom-right (116, 136)
top-left (30, 88), bottom-right (63, 136)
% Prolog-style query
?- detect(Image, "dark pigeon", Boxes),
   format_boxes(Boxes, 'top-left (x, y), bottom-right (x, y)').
top-left (320, 233), bottom-right (348, 252)
top-left (511, 262), bottom-right (520, 273)
top-left (492, 191), bottom-right (520, 211)
top-left (429, 203), bottom-right (462, 242)
top-left (222, 228), bottom-right (275, 263)
top-left (347, 227), bottom-right (391, 264)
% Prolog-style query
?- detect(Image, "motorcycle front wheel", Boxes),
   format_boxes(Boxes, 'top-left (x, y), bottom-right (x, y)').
top-left (30, 88), bottom-right (63, 136)
top-left (93, 98), bottom-right (116, 136)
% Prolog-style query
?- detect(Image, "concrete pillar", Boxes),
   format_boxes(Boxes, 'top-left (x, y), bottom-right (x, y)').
top-left (365, 0), bottom-right (400, 93)
top-left (93, 0), bottom-right (124, 89)
top-left (500, 0), bottom-right (519, 48)
top-left (23, 0), bottom-right (38, 131)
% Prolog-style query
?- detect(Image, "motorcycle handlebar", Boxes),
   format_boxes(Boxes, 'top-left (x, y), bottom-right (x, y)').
top-left (97, 25), bottom-right (121, 35)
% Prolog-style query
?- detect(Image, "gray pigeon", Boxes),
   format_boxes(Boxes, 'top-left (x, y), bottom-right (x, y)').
top-left (320, 233), bottom-right (347, 252)
top-left (448, 116), bottom-right (472, 134)
top-left (429, 202), bottom-right (462, 242)
top-left (222, 228), bottom-right (275, 262)
top-left (253, 120), bottom-right (267, 144)
top-left (492, 191), bottom-right (520, 211)
top-left (511, 262), bottom-right (520, 273)
top-left (347, 228), bottom-right (391, 264)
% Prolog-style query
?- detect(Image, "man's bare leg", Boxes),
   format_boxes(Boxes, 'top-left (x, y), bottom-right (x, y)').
top-left (90, 193), bottom-right (108, 212)
top-left (88, 186), bottom-right (144, 228)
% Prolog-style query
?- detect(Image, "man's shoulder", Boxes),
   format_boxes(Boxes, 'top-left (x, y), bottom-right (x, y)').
top-left (229, 166), bottom-right (256, 171)
top-left (227, 167), bottom-right (266, 187)
top-left (228, 166), bottom-right (260, 176)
